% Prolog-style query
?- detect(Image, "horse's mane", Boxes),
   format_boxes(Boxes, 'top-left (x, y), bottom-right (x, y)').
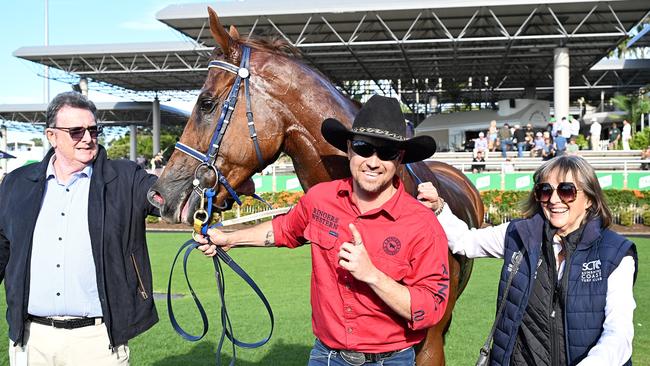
top-left (209, 32), bottom-right (361, 108)
top-left (239, 36), bottom-right (301, 57)
top-left (209, 33), bottom-right (301, 60)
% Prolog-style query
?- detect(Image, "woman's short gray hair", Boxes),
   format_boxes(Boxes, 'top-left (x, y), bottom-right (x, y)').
top-left (46, 91), bottom-right (97, 128)
top-left (521, 155), bottom-right (612, 228)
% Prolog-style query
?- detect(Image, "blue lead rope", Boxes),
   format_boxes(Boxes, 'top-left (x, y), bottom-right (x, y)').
top-left (405, 163), bottom-right (424, 185)
top-left (167, 238), bottom-right (275, 365)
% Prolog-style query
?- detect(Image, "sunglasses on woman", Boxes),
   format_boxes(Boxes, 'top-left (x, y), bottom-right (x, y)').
top-left (534, 182), bottom-right (581, 203)
top-left (350, 140), bottom-right (401, 161)
top-left (51, 125), bottom-right (102, 141)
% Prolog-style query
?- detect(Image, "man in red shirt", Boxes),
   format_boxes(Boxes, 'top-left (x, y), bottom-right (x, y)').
top-left (198, 95), bottom-right (449, 365)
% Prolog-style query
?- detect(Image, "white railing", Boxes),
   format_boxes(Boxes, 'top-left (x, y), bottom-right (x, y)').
top-left (220, 206), bottom-right (292, 227)
top-left (261, 163), bottom-right (295, 175)
top-left (438, 159), bottom-right (648, 174)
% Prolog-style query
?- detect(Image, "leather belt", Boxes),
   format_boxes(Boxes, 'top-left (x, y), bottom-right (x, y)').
top-left (28, 315), bottom-right (103, 329)
top-left (339, 349), bottom-right (397, 365)
top-left (318, 340), bottom-right (399, 365)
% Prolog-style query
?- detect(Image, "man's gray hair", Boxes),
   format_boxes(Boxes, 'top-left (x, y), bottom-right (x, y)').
top-left (46, 91), bottom-right (97, 128)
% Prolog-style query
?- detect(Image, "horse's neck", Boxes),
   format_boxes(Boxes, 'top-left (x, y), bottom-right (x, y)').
top-left (270, 63), bottom-right (358, 190)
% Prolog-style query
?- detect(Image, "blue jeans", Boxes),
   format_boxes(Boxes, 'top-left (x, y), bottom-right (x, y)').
top-left (308, 339), bottom-right (415, 366)
top-left (516, 142), bottom-right (526, 157)
top-left (500, 139), bottom-right (512, 157)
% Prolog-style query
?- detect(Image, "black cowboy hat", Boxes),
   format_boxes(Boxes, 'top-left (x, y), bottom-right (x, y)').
top-left (321, 95), bottom-right (436, 163)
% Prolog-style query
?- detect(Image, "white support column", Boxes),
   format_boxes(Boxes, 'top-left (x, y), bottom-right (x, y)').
top-left (152, 97), bottom-right (161, 156)
top-left (553, 47), bottom-right (570, 121)
top-left (642, 113), bottom-right (645, 132)
top-left (129, 125), bottom-right (137, 162)
top-left (79, 77), bottom-right (88, 96)
top-left (42, 0), bottom-right (50, 158)
top-left (1, 123), bottom-right (7, 173)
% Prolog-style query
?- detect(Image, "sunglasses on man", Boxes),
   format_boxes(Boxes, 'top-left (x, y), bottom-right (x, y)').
top-left (350, 140), bottom-right (402, 161)
top-left (51, 125), bottom-right (102, 142)
top-left (534, 182), bottom-right (581, 204)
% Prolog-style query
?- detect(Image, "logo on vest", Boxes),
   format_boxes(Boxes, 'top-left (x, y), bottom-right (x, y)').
top-left (581, 259), bottom-right (602, 282)
top-left (507, 251), bottom-right (523, 273)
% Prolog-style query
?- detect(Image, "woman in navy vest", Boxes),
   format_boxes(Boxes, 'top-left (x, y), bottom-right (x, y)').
top-left (419, 155), bottom-right (637, 365)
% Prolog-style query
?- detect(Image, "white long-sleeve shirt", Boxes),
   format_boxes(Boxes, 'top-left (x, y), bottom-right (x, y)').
top-left (622, 123), bottom-right (631, 140)
top-left (437, 205), bottom-right (636, 366)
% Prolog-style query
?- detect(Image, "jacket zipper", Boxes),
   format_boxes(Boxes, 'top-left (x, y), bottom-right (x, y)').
top-left (551, 284), bottom-right (561, 366)
top-left (549, 240), bottom-right (561, 366)
top-left (562, 250), bottom-right (572, 363)
top-left (131, 254), bottom-right (149, 300)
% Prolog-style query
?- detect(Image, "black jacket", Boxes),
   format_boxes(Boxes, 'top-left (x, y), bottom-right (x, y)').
top-left (0, 146), bottom-right (159, 347)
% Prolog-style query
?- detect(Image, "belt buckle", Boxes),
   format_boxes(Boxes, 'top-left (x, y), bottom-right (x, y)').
top-left (63, 320), bottom-right (75, 330)
top-left (339, 350), bottom-right (366, 366)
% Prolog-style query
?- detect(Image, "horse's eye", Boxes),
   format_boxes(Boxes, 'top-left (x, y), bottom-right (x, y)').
top-left (199, 99), bottom-right (215, 113)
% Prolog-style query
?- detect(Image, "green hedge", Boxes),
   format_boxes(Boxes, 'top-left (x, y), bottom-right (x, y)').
top-left (156, 190), bottom-right (649, 227)
top-left (481, 189), bottom-right (650, 209)
top-left (481, 189), bottom-right (649, 225)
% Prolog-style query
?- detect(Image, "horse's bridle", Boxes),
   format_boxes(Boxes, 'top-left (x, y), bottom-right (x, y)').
top-left (174, 45), bottom-right (265, 218)
top-left (168, 45), bottom-right (274, 366)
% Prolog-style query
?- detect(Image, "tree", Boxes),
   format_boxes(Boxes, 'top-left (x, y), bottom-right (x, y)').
top-left (107, 133), bottom-right (177, 160)
top-left (629, 128), bottom-right (650, 150)
top-left (610, 93), bottom-right (650, 126)
top-left (608, 93), bottom-right (650, 150)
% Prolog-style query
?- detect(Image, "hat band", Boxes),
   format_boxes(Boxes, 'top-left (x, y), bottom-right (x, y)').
top-left (352, 127), bottom-right (404, 140)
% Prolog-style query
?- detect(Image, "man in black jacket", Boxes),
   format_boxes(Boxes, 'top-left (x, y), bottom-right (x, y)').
top-left (0, 92), bottom-right (158, 365)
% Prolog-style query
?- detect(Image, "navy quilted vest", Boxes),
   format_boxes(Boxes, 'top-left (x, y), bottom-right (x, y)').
top-left (490, 215), bottom-right (636, 366)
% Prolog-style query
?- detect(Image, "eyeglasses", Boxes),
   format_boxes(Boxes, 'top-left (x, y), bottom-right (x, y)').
top-left (534, 182), bottom-right (581, 204)
top-left (51, 125), bottom-right (102, 141)
top-left (350, 140), bottom-right (401, 161)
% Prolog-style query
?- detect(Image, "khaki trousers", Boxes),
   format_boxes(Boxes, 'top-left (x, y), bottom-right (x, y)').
top-left (9, 321), bottom-right (129, 366)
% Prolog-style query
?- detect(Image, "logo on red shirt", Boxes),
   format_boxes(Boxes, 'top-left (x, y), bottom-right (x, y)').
top-left (312, 208), bottom-right (339, 229)
top-left (383, 236), bottom-right (401, 255)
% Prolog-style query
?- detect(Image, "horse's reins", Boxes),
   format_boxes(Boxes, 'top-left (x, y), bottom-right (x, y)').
top-left (169, 45), bottom-right (274, 366)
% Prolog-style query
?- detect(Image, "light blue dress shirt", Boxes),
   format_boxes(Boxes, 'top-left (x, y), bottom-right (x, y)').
top-left (27, 157), bottom-right (103, 317)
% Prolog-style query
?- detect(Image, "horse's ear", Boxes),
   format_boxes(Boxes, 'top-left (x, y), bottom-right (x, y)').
top-left (229, 25), bottom-right (240, 40)
top-left (208, 7), bottom-right (236, 59)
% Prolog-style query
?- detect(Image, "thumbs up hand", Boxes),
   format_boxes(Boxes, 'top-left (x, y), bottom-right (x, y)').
top-left (338, 223), bottom-right (378, 284)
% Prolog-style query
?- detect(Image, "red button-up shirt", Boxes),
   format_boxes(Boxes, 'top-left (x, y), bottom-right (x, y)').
top-left (272, 177), bottom-right (450, 353)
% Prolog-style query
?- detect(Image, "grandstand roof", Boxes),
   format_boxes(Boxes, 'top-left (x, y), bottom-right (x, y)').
top-left (11, 0), bottom-right (650, 106)
top-left (157, 0), bottom-right (650, 102)
top-left (13, 42), bottom-right (209, 93)
top-left (0, 101), bottom-right (190, 126)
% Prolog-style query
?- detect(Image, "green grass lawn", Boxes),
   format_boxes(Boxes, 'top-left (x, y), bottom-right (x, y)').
top-left (0, 233), bottom-right (647, 365)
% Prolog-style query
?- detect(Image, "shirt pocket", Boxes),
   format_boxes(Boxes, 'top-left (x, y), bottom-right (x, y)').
top-left (303, 223), bottom-right (340, 285)
top-left (303, 223), bottom-right (338, 250)
top-left (373, 253), bottom-right (410, 282)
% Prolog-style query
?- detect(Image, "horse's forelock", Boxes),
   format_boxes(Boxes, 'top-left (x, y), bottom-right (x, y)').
top-left (209, 34), bottom-right (301, 62)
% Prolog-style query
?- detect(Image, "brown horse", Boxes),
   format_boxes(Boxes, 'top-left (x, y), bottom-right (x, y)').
top-left (148, 7), bottom-right (483, 365)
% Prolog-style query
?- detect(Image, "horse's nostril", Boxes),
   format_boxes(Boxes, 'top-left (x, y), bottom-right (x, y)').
top-left (148, 190), bottom-right (165, 206)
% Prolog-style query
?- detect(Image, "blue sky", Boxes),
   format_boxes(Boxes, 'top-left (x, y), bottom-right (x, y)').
top-left (0, 0), bottom-right (221, 106)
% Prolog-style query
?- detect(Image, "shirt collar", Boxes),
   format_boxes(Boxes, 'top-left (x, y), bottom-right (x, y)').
top-left (46, 156), bottom-right (93, 181)
top-left (336, 176), bottom-right (404, 221)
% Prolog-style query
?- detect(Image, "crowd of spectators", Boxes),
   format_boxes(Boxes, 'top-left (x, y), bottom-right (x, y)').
top-left (461, 116), bottom-right (648, 174)
top-left (468, 116), bottom-right (639, 162)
